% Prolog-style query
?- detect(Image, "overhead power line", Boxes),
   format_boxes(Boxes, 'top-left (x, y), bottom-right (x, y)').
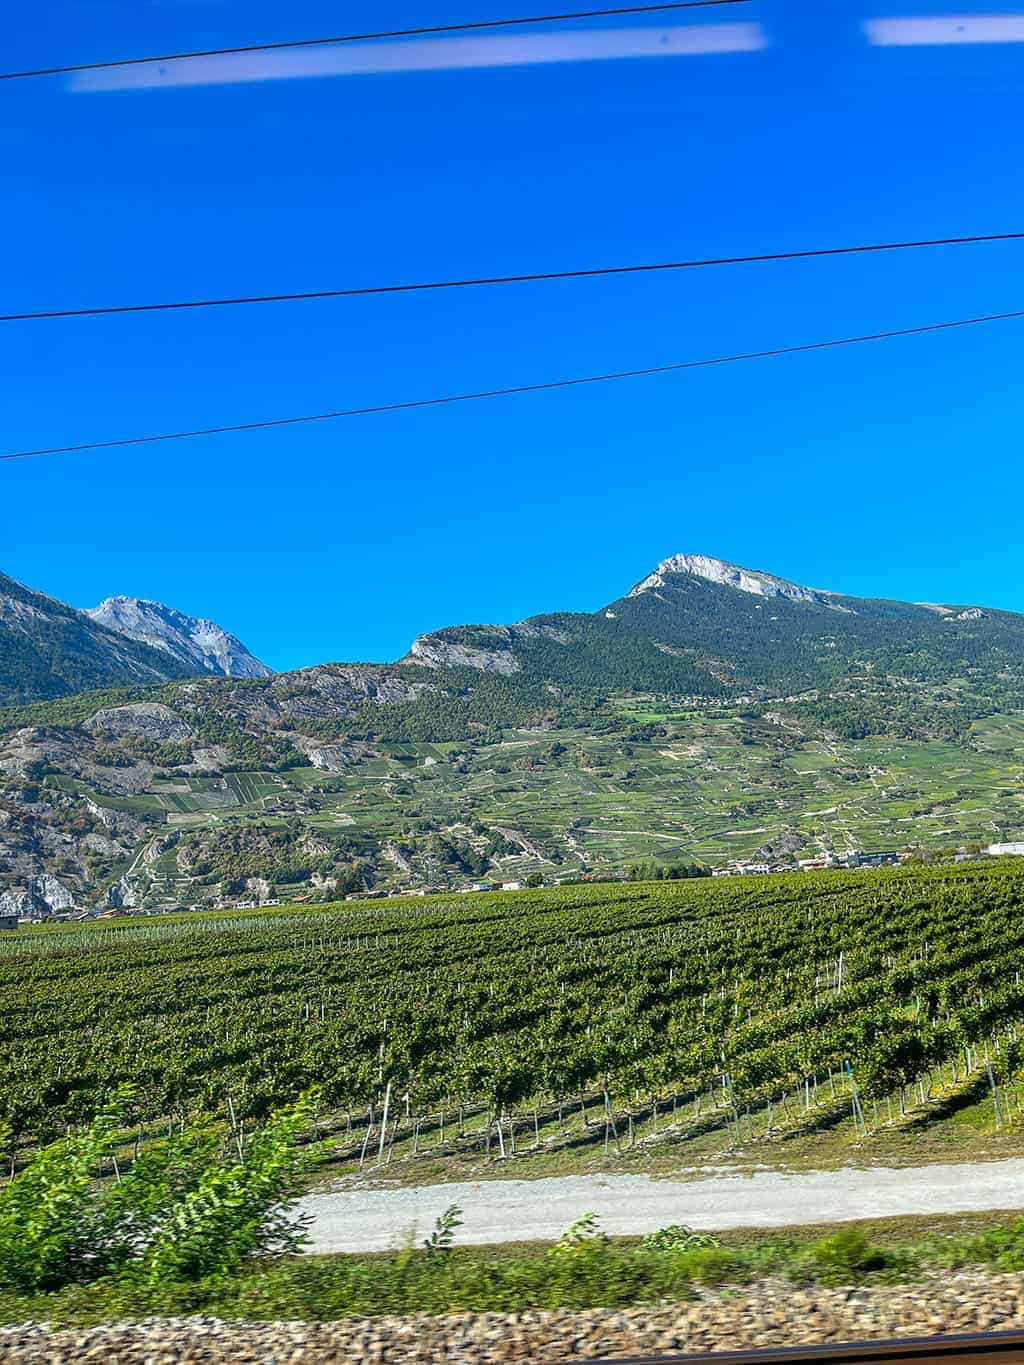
top-left (0, 0), bottom-right (749, 83)
top-left (4, 232), bottom-right (1022, 324)
top-left (3, 306), bottom-right (1021, 463)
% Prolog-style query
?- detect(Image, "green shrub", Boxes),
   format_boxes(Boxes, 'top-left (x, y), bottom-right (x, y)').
top-left (668, 1245), bottom-right (742, 1285)
top-left (0, 1114), bottom-right (115, 1290)
top-left (641, 1224), bottom-right (721, 1253)
top-left (0, 1095), bottom-right (317, 1293)
top-left (423, 1205), bottom-right (463, 1257)
top-left (948, 1218), bottom-right (1024, 1272)
top-left (133, 1097), bottom-right (317, 1286)
top-left (548, 1212), bottom-right (606, 1258)
top-left (801, 1228), bottom-right (889, 1285)
top-left (11, 1212), bottom-right (1024, 1326)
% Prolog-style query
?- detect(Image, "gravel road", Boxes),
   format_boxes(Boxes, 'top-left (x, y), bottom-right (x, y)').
top-left (299, 1159), bottom-right (1024, 1253)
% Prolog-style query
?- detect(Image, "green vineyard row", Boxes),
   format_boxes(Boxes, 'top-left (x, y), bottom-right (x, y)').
top-left (4, 862), bottom-right (1024, 1149)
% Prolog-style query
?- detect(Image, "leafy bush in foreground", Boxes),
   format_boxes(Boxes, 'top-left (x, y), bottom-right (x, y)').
top-left (923, 1218), bottom-right (1024, 1274)
top-left (0, 1096), bottom-right (316, 1293)
top-left (641, 1224), bottom-right (722, 1253)
top-left (4, 1199), bottom-right (1024, 1326)
top-left (0, 1101), bottom-right (123, 1290)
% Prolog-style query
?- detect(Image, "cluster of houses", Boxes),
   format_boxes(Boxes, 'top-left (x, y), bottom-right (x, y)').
top-left (217, 897), bottom-right (282, 910)
top-left (1, 897), bottom-right (285, 930)
top-left (712, 842), bottom-right (1024, 879)
top-left (712, 850), bottom-right (902, 878)
top-left (345, 879), bottom-right (534, 902)
top-left (344, 873), bottom-right (618, 902)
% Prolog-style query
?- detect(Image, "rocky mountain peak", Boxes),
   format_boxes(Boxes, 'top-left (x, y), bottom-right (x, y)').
top-left (628, 553), bottom-right (842, 608)
top-left (86, 597), bottom-right (271, 680)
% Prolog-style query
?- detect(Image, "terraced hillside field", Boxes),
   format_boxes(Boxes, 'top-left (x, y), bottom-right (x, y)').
top-left (5, 862), bottom-right (1024, 1181)
top-left (4, 691), bottom-right (1024, 911)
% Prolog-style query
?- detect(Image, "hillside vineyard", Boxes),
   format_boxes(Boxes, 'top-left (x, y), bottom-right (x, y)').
top-left (5, 863), bottom-right (1024, 1164)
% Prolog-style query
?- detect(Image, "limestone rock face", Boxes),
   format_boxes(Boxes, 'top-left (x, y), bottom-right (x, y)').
top-left (83, 703), bottom-right (193, 743)
top-left (408, 632), bottom-right (522, 674)
top-left (87, 597), bottom-right (271, 679)
top-left (0, 875), bottom-right (76, 918)
top-left (105, 875), bottom-right (138, 909)
top-left (629, 553), bottom-right (841, 608)
top-left (307, 746), bottom-right (355, 773)
top-left (273, 666), bottom-right (437, 725)
top-left (0, 888), bottom-right (40, 918)
top-left (32, 874), bottom-right (76, 911)
top-left (406, 622), bottom-right (571, 675)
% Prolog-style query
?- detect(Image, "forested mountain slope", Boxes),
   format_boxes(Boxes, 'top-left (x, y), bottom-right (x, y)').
top-left (409, 554), bottom-right (1024, 728)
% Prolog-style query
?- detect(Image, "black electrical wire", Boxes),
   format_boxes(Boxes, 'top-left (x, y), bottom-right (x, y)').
top-left (4, 232), bottom-right (1022, 325)
top-left (4, 306), bottom-right (1021, 463)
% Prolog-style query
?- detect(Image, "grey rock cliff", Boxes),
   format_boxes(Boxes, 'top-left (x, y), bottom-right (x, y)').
top-left (628, 553), bottom-right (843, 608)
top-left (87, 597), bottom-right (271, 679)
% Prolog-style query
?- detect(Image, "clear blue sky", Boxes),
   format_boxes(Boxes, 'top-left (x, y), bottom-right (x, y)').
top-left (3, 0), bottom-right (1023, 670)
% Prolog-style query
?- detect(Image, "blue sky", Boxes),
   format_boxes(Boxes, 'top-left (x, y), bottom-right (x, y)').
top-left (2, 0), bottom-right (1023, 669)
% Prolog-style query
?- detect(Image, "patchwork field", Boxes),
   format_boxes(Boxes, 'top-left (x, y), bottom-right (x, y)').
top-left (67, 706), bottom-right (1024, 903)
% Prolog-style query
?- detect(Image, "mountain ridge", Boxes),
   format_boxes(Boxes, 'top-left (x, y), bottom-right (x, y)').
top-left (626, 552), bottom-right (844, 608)
top-left (2, 553), bottom-right (1007, 706)
top-left (402, 551), bottom-right (1011, 702)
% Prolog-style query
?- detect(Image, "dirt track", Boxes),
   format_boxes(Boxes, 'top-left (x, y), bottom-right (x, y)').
top-left (299, 1159), bottom-right (1024, 1253)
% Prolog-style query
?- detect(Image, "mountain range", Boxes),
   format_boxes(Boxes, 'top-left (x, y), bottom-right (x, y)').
top-left (2, 553), bottom-right (1023, 916)
top-left (0, 573), bottom-right (270, 705)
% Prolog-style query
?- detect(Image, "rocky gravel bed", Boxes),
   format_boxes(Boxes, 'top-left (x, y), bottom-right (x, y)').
top-left (3, 1273), bottom-right (1024, 1363)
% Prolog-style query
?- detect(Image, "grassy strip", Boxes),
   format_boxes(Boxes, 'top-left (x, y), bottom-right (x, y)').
top-left (5, 1215), bottom-right (1024, 1327)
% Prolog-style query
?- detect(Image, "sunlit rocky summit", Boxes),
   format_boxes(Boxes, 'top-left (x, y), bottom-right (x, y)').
top-left (87, 597), bottom-right (271, 680)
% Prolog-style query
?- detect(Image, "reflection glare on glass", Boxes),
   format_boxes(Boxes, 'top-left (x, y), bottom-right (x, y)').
top-left (866, 15), bottom-right (1024, 46)
top-left (70, 23), bottom-right (768, 92)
